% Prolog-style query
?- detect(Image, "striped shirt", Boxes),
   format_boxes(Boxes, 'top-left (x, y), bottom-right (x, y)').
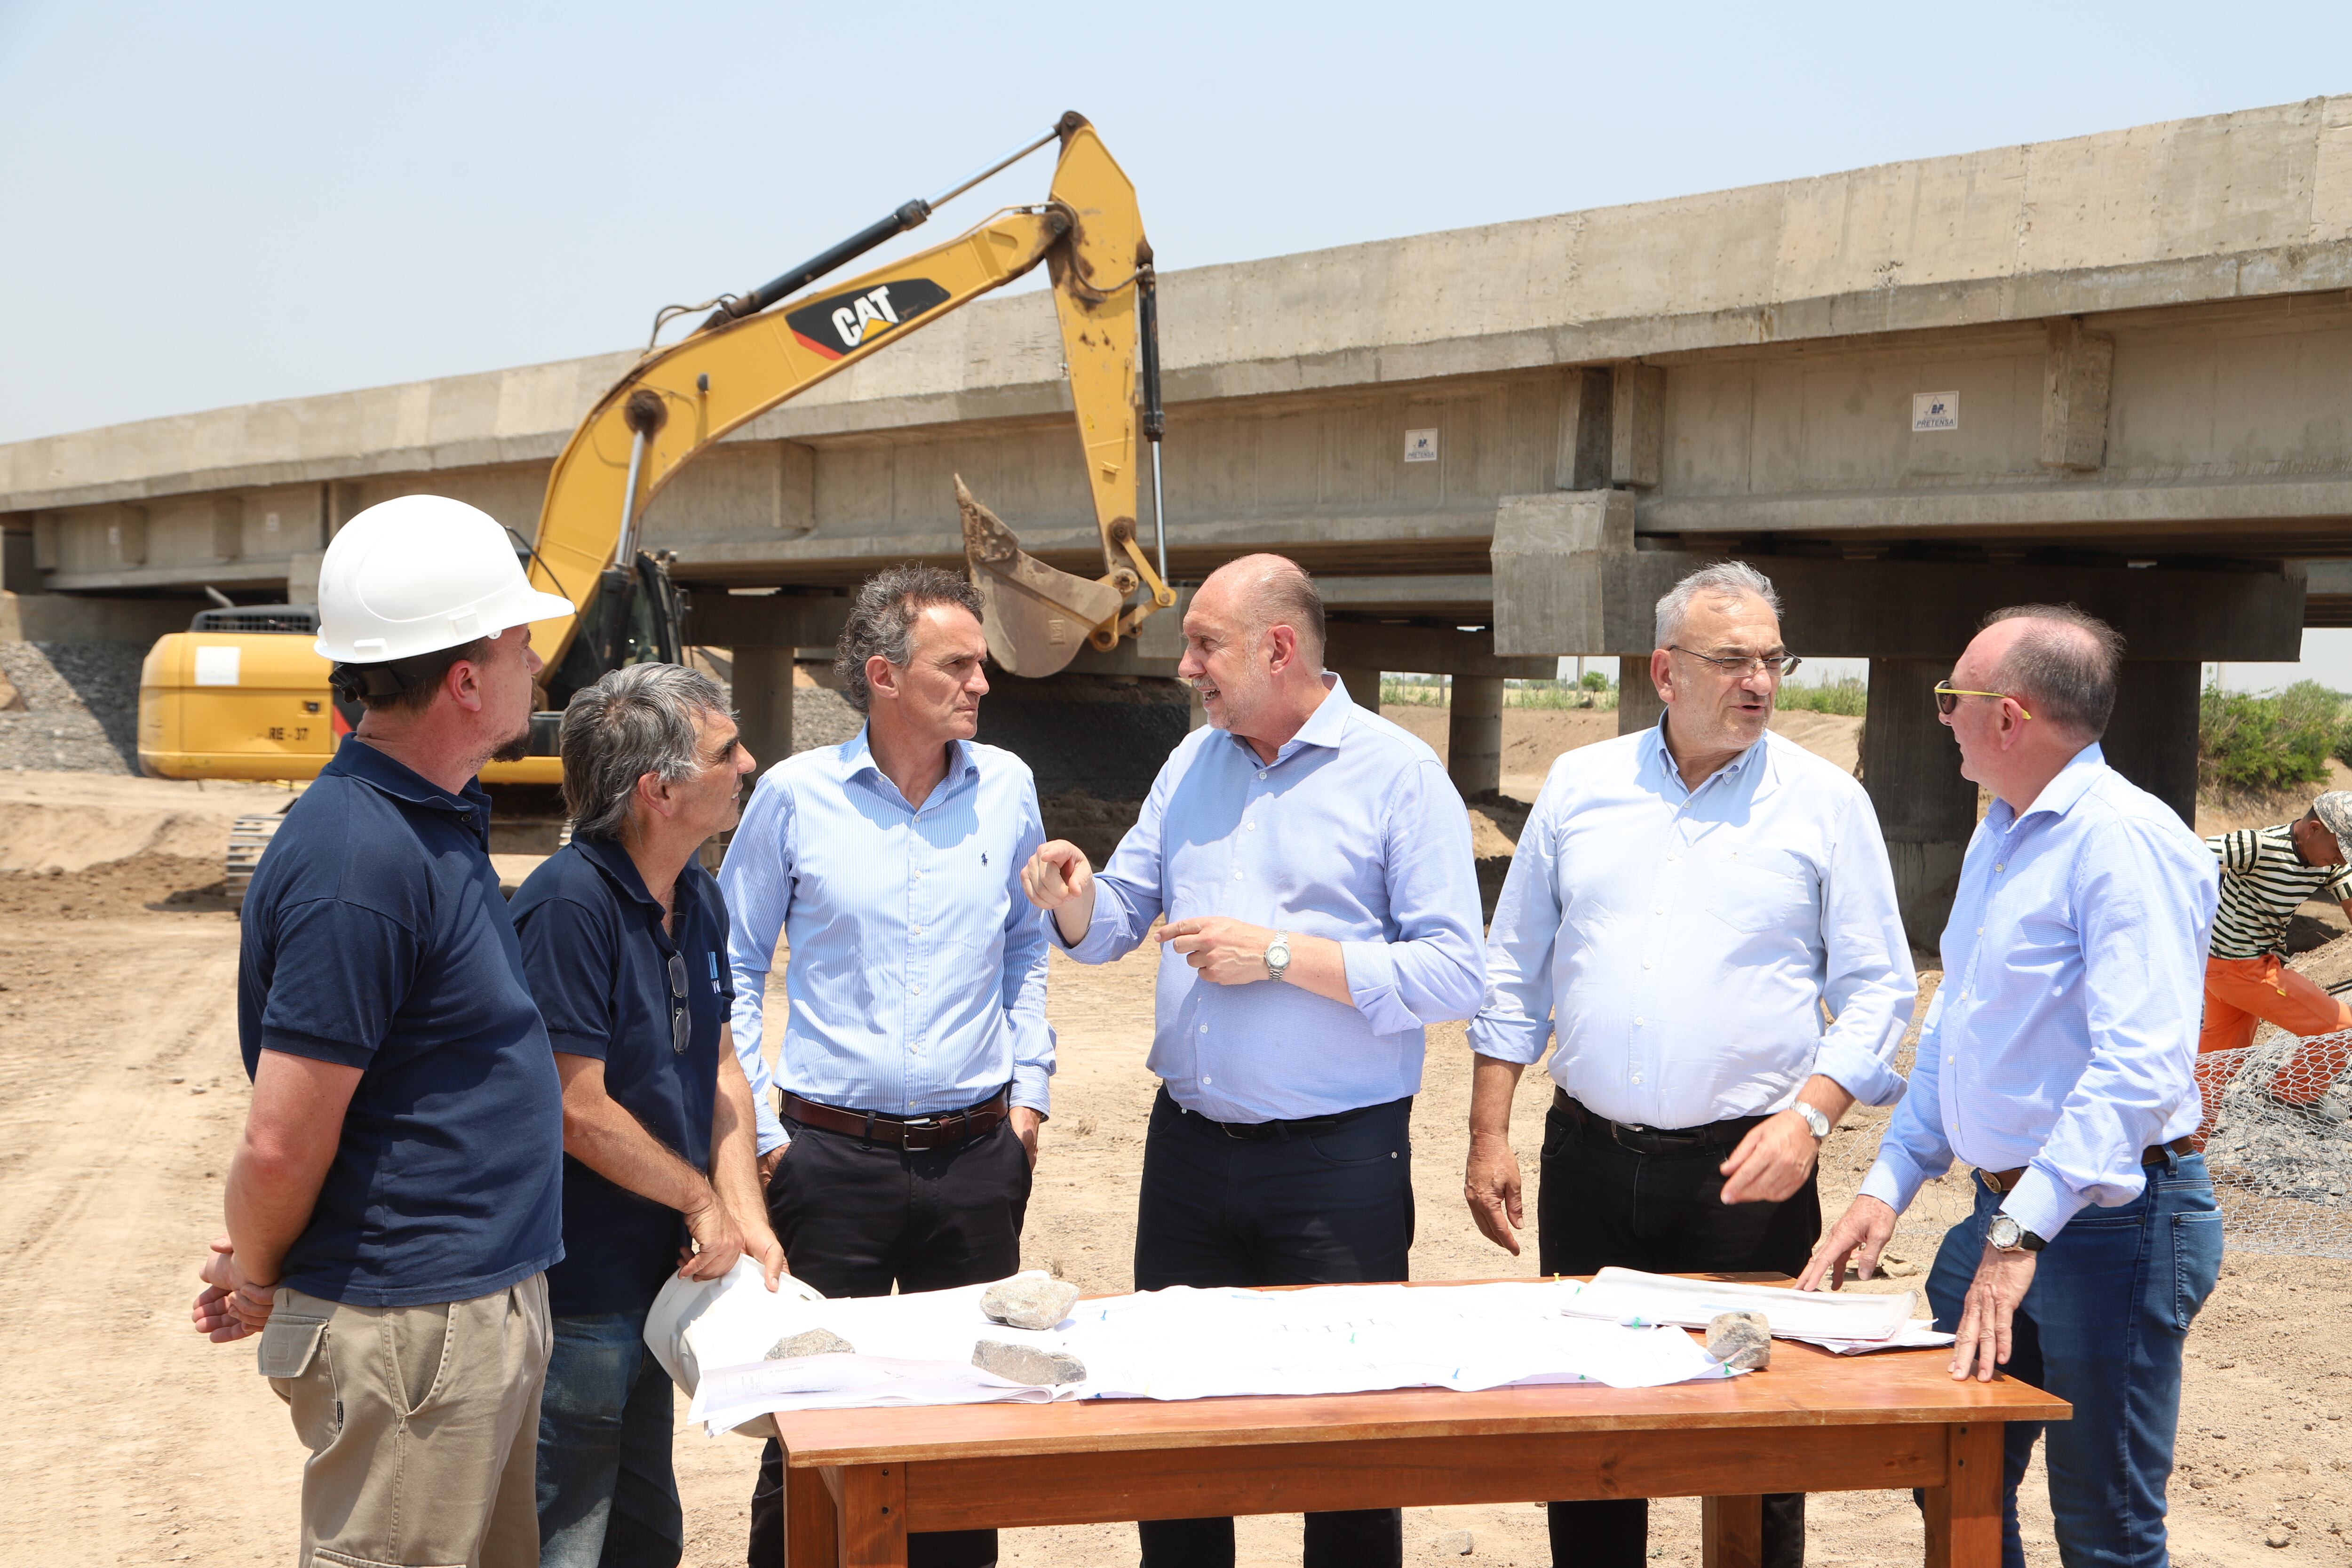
top-left (2207, 823), bottom-right (2352, 959)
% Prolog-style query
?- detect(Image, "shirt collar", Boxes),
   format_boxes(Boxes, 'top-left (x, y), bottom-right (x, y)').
top-left (1988, 741), bottom-right (2107, 830)
top-left (839, 725), bottom-right (979, 806)
top-left (572, 833), bottom-right (661, 910)
top-left (1637, 709), bottom-right (1764, 797)
top-left (1225, 674), bottom-right (1352, 768)
top-left (324, 734), bottom-right (492, 820)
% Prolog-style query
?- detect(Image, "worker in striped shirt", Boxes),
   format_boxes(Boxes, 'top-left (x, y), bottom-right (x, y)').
top-left (2201, 790), bottom-right (2352, 1107)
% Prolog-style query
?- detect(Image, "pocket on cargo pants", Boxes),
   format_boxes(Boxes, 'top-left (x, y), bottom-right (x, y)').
top-left (259, 1297), bottom-right (341, 1454)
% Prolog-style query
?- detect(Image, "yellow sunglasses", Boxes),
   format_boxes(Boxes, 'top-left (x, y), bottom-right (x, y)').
top-left (1934, 685), bottom-right (2032, 720)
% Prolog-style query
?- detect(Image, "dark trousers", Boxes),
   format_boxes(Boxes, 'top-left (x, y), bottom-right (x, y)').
top-left (746, 1114), bottom-right (1032, 1568)
top-left (1535, 1095), bottom-right (1819, 1568)
top-left (1132, 1086), bottom-right (1414, 1568)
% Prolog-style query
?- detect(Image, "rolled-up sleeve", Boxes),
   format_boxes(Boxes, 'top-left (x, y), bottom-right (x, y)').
top-left (1467, 772), bottom-right (1564, 1066)
top-left (1001, 779), bottom-right (1056, 1114)
top-left (717, 772), bottom-right (795, 1154)
top-left (1059, 763), bottom-right (1169, 966)
top-left (1342, 759), bottom-right (1485, 1035)
top-left (1811, 789), bottom-right (1918, 1108)
top-left (1860, 983), bottom-right (1955, 1214)
top-left (2003, 819), bottom-right (2211, 1240)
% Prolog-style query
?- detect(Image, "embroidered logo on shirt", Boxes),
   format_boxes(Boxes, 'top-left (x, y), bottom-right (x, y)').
top-left (708, 951), bottom-right (721, 995)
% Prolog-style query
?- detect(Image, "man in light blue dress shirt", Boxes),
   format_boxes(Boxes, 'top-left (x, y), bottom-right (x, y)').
top-left (1468, 561), bottom-right (1916, 1568)
top-left (1024, 554), bottom-right (1485, 1568)
top-left (1803, 605), bottom-right (2224, 1568)
top-left (720, 565), bottom-right (1052, 1568)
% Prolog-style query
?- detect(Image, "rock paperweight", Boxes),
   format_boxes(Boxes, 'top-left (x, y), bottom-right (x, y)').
top-left (982, 1275), bottom-right (1082, 1331)
top-left (765, 1327), bottom-right (856, 1360)
top-left (1704, 1310), bottom-right (1772, 1371)
top-left (972, 1338), bottom-right (1086, 1385)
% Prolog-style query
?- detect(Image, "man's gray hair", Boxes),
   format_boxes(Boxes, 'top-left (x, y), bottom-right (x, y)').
top-left (1981, 603), bottom-right (2126, 738)
top-left (560, 663), bottom-right (731, 841)
top-left (1653, 561), bottom-right (1783, 649)
top-left (835, 564), bottom-right (985, 715)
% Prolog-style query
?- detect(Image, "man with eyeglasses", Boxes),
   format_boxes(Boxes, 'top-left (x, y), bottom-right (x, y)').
top-left (1469, 560), bottom-right (1916, 1568)
top-left (1802, 605), bottom-right (2221, 1568)
top-left (511, 663), bottom-right (783, 1568)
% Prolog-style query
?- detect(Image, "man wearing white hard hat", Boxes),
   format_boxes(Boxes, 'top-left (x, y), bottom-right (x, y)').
top-left (189, 494), bottom-right (577, 1568)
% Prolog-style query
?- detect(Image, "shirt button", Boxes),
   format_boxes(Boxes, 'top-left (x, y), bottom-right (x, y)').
top-left (1246, 820), bottom-right (1257, 831)
top-left (911, 985), bottom-right (923, 996)
top-left (1634, 1017), bottom-right (1645, 1026)
top-left (910, 924), bottom-right (923, 936)
top-left (1642, 958), bottom-right (1652, 970)
top-left (1203, 1075), bottom-right (1213, 1085)
top-left (1257, 770), bottom-right (1268, 780)
top-left (1199, 1024), bottom-right (1209, 1034)
top-left (1654, 907), bottom-right (1665, 915)
top-left (1233, 870), bottom-right (1243, 880)
top-left (1994, 863), bottom-right (2004, 873)
top-left (1631, 1074), bottom-right (1644, 1085)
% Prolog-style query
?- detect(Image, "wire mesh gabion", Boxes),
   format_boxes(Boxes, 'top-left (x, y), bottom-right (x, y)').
top-left (2195, 1029), bottom-right (2352, 1258)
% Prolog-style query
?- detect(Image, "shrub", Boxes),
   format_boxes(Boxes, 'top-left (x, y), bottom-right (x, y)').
top-left (2198, 680), bottom-right (2350, 795)
top-left (1776, 676), bottom-right (1867, 717)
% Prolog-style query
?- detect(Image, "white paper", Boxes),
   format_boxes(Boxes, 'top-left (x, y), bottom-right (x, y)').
top-left (1557, 1268), bottom-right (1917, 1343)
top-left (650, 1269), bottom-right (1737, 1436)
top-left (1791, 1319), bottom-right (1955, 1357)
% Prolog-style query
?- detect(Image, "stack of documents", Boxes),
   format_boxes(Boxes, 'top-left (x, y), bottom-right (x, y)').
top-left (1556, 1268), bottom-right (1954, 1356)
top-left (649, 1266), bottom-right (1745, 1436)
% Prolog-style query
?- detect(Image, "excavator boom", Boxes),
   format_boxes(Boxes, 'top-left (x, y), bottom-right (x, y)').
top-left (524, 112), bottom-right (1170, 684)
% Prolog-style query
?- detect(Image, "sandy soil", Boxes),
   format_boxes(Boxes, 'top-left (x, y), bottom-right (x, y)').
top-left (2, 770), bottom-right (2347, 1567)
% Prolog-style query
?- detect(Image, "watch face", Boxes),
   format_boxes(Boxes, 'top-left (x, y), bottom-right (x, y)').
top-left (1988, 1215), bottom-right (2020, 1250)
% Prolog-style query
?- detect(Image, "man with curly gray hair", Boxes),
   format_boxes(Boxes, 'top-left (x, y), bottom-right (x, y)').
top-left (721, 564), bottom-right (1053, 1568)
top-left (509, 662), bottom-right (780, 1568)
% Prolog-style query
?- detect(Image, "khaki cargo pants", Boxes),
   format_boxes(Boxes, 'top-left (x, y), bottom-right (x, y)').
top-left (258, 1274), bottom-right (552, 1568)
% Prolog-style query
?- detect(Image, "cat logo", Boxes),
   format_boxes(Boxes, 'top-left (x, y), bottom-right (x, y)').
top-left (785, 278), bottom-right (953, 361)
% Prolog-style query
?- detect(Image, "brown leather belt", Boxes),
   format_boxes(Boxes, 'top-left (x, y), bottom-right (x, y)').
top-left (1977, 1137), bottom-right (2197, 1194)
top-left (780, 1086), bottom-right (1011, 1150)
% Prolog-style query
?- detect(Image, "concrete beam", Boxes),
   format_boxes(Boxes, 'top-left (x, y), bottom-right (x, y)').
top-left (0, 591), bottom-right (204, 644)
top-left (1611, 364), bottom-right (1665, 490)
top-left (1494, 537), bottom-right (2304, 662)
top-left (1324, 621), bottom-right (1553, 679)
top-left (2039, 318), bottom-right (2114, 473)
top-left (1639, 478), bottom-right (2352, 541)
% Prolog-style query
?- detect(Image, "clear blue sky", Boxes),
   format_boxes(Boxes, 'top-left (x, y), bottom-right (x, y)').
top-left (6, 2), bottom-right (2351, 685)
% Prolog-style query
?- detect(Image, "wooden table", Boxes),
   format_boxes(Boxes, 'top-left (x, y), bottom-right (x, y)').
top-left (766, 1326), bottom-right (2066, 1567)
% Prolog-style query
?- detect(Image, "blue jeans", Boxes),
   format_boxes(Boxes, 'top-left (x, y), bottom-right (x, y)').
top-left (1924, 1154), bottom-right (2223, 1568)
top-left (536, 1310), bottom-right (683, 1568)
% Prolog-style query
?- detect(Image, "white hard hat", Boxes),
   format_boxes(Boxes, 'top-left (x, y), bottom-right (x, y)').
top-left (315, 495), bottom-right (574, 664)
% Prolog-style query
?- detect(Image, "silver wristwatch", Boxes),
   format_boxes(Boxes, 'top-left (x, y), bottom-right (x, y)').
top-left (1264, 931), bottom-right (1293, 983)
top-left (1791, 1100), bottom-right (1831, 1141)
top-left (1986, 1213), bottom-right (2046, 1253)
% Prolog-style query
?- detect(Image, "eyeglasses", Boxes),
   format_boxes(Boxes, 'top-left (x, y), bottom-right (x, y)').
top-left (1668, 646), bottom-right (1801, 679)
top-left (666, 953), bottom-right (689, 1054)
top-left (1934, 686), bottom-right (2033, 721)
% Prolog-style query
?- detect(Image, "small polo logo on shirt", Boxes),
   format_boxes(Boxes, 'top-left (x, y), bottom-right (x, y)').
top-left (981, 852), bottom-right (989, 865)
top-left (707, 951), bottom-right (721, 994)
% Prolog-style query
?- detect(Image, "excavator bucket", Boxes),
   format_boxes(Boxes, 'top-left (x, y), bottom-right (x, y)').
top-left (957, 476), bottom-right (1124, 677)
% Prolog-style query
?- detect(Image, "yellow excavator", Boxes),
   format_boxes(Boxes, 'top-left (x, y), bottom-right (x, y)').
top-left (136, 111), bottom-right (1174, 898)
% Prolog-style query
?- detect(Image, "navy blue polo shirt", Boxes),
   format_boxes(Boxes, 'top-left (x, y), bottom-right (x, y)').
top-left (237, 737), bottom-right (564, 1308)
top-left (510, 835), bottom-right (733, 1317)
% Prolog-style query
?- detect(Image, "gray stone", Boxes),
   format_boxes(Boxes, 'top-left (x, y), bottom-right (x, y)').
top-left (1438, 1528), bottom-right (1475, 1555)
top-left (982, 1276), bottom-right (1082, 1332)
top-left (972, 1339), bottom-right (1086, 1386)
top-left (1705, 1311), bottom-right (1772, 1371)
top-left (765, 1328), bottom-right (855, 1361)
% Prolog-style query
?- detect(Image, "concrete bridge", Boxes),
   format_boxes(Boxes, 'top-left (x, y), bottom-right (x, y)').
top-left (10, 95), bottom-right (2352, 933)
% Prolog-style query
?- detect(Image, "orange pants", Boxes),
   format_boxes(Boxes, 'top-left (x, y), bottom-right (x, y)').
top-left (2199, 954), bottom-right (2352, 1109)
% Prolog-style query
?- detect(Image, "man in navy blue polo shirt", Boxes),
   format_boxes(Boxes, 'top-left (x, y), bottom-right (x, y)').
top-left (514, 662), bottom-right (781, 1568)
top-left (189, 495), bottom-right (574, 1568)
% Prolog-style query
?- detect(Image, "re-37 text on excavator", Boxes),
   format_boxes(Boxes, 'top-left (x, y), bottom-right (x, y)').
top-left (785, 278), bottom-right (953, 359)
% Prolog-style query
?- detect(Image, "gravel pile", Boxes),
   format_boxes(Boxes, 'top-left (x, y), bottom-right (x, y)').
top-left (0, 642), bottom-right (144, 773)
top-left (2202, 1033), bottom-right (2352, 1258)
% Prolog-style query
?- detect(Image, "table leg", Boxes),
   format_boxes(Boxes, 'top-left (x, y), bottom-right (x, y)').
top-left (782, 1464), bottom-right (837, 1566)
top-left (834, 1463), bottom-right (910, 1568)
top-left (1701, 1494), bottom-right (1764, 1568)
top-left (1923, 1422), bottom-right (2002, 1568)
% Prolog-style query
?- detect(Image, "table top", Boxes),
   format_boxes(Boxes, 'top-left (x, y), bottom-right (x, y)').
top-left (771, 1288), bottom-right (2068, 1468)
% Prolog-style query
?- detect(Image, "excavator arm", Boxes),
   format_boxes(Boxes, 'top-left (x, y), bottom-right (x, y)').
top-left (523, 111), bottom-right (1172, 685)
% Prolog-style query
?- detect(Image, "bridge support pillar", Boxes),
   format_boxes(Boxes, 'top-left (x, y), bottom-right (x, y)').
top-left (1329, 663), bottom-right (1382, 714)
top-left (2099, 661), bottom-right (2201, 827)
top-left (1861, 660), bottom-right (1980, 948)
top-left (1618, 655), bottom-right (1662, 736)
top-left (732, 646), bottom-right (796, 775)
top-left (1449, 676), bottom-right (1503, 798)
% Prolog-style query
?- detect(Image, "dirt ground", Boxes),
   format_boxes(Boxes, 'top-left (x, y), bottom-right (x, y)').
top-left (3, 733), bottom-right (2349, 1566)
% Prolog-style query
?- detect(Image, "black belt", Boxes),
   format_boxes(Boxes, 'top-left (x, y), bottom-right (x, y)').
top-left (780, 1086), bottom-right (1010, 1150)
top-left (1161, 1085), bottom-right (1406, 1140)
top-left (1553, 1087), bottom-right (1768, 1155)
